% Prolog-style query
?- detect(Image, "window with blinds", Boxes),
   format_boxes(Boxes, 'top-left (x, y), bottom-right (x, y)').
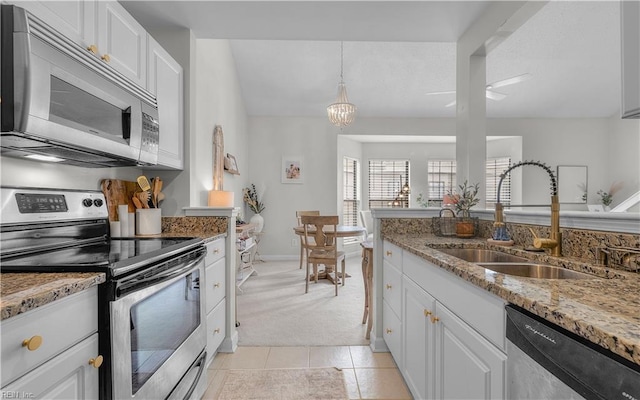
top-left (343, 157), bottom-right (360, 244)
top-left (486, 157), bottom-right (512, 207)
top-left (368, 160), bottom-right (410, 208)
top-left (427, 160), bottom-right (457, 206)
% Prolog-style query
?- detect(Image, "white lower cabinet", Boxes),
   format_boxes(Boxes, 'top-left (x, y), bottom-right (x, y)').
top-left (384, 240), bottom-right (507, 400)
top-left (204, 237), bottom-right (226, 366)
top-left (3, 334), bottom-right (99, 400)
top-left (0, 288), bottom-right (100, 399)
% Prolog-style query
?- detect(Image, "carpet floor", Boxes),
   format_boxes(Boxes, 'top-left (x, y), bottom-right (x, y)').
top-left (236, 257), bottom-right (370, 347)
top-left (216, 368), bottom-right (348, 400)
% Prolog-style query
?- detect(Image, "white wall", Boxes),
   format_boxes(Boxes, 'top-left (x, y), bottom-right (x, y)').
top-left (191, 39), bottom-right (250, 208)
top-left (246, 117), bottom-right (339, 257)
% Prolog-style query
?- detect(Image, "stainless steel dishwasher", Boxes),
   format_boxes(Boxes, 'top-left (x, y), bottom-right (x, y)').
top-left (506, 305), bottom-right (640, 400)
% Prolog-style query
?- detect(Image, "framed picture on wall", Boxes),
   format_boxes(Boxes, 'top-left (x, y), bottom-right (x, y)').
top-left (282, 156), bottom-right (304, 184)
top-left (224, 153), bottom-right (240, 175)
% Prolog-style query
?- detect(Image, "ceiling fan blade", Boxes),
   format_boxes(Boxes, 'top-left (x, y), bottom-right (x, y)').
top-left (487, 73), bottom-right (532, 89)
top-left (485, 90), bottom-right (507, 101)
top-left (445, 100), bottom-right (456, 107)
top-left (425, 90), bottom-right (456, 96)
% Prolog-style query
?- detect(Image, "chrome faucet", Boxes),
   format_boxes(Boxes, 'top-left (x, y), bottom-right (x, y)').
top-left (495, 161), bottom-right (562, 257)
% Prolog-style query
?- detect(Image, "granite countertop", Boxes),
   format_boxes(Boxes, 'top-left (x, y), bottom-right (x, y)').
top-left (1, 273), bottom-right (105, 320)
top-left (384, 234), bottom-right (640, 366)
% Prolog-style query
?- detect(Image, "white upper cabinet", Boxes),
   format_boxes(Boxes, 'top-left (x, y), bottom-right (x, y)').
top-left (621, 0), bottom-right (640, 119)
top-left (96, 0), bottom-right (147, 88)
top-left (148, 36), bottom-right (184, 170)
top-left (6, 0), bottom-right (96, 46)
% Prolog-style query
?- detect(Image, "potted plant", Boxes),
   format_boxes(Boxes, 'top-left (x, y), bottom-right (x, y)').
top-left (243, 184), bottom-right (265, 232)
top-left (597, 182), bottom-right (623, 211)
top-left (447, 180), bottom-right (480, 237)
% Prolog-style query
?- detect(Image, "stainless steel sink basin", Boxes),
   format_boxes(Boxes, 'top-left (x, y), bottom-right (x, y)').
top-left (438, 248), bottom-right (528, 263)
top-left (479, 263), bottom-right (594, 279)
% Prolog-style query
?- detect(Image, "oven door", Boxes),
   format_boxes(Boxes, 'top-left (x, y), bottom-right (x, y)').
top-left (110, 249), bottom-right (206, 400)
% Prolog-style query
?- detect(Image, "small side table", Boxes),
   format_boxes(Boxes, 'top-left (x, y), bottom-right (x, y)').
top-left (360, 241), bottom-right (374, 339)
top-left (253, 231), bottom-right (265, 262)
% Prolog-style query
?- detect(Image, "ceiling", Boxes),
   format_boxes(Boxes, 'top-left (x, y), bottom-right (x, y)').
top-left (121, 1), bottom-right (621, 120)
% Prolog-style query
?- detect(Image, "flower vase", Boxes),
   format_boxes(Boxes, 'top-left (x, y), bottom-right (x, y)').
top-left (250, 213), bottom-right (264, 232)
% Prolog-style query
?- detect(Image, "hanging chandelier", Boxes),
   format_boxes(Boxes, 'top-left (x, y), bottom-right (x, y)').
top-left (327, 41), bottom-right (356, 127)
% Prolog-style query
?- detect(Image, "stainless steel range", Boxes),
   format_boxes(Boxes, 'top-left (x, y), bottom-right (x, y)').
top-left (0, 187), bottom-right (208, 400)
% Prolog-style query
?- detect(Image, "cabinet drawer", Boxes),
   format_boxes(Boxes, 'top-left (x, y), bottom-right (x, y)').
top-left (206, 299), bottom-right (226, 363)
top-left (205, 238), bottom-right (225, 266)
top-left (205, 258), bottom-right (226, 313)
top-left (383, 260), bottom-right (402, 318)
top-left (382, 300), bottom-right (402, 366)
top-left (383, 241), bottom-right (403, 269)
top-left (2, 333), bottom-right (100, 398)
top-left (1, 288), bottom-right (98, 387)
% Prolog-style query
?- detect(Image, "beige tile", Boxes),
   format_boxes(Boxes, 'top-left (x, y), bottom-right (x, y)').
top-left (355, 368), bottom-right (412, 399)
top-left (342, 368), bottom-right (361, 400)
top-left (264, 347), bottom-right (310, 368)
top-left (201, 369), bottom-right (228, 400)
top-left (208, 351), bottom-right (230, 370)
top-left (309, 346), bottom-right (354, 369)
top-left (349, 346), bottom-right (398, 368)
top-left (220, 346), bottom-right (270, 369)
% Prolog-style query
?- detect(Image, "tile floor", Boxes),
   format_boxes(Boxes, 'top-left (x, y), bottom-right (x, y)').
top-left (202, 345), bottom-right (413, 399)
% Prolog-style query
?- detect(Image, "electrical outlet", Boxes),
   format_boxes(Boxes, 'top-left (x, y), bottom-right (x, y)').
top-left (291, 238), bottom-right (298, 247)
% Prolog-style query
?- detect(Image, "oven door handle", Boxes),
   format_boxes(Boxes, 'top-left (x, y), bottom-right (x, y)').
top-left (182, 350), bottom-right (207, 400)
top-left (117, 250), bottom-right (205, 297)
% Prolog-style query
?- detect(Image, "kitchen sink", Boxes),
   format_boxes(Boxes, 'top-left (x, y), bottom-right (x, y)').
top-left (438, 248), bottom-right (528, 263)
top-left (479, 263), bottom-right (595, 279)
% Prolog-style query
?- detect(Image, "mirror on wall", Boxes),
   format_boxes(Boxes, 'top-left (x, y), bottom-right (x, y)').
top-left (557, 165), bottom-right (588, 204)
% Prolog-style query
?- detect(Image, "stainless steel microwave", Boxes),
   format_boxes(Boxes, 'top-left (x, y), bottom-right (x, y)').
top-left (0, 5), bottom-right (159, 167)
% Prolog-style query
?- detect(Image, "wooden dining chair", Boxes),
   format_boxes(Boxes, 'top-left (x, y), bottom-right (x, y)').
top-left (296, 210), bottom-right (320, 269)
top-left (300, 215), bottom-right (346, 296)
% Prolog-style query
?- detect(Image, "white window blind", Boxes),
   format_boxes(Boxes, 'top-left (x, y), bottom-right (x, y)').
top-left (368, 160), bottom-right (410, 208)
top-left (427, 160), bottom-right (457, 205)
top-left (343, 157), bottom-right (360, 244)
top-left (486, 157), bottom-right (512, 207)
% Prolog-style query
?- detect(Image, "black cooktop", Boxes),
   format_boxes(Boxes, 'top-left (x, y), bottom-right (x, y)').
top-left (0, 237), bottom-right (203, 278)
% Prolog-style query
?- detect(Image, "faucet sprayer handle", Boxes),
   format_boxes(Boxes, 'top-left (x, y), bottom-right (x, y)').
top-left (528, 227), bottom-right (539, 239)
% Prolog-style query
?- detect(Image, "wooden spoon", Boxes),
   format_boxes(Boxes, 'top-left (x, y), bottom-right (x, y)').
top-left (132, 196), bottom-right (144, 209)
top-left (137, 191), bottom-right (150, 208)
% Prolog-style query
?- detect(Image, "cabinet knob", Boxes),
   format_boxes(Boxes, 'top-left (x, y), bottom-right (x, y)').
top-left (214, 328), bottom-right (221, 334)
top-left (386, 250), bottom-right (392, 256)
top-left (101, 54), bottom-right (111, 63)
top-left (385, 284), bottom-right (392, 290)
top-left (87, 44), bottom-right (98, 54)
top-left (431, 316), bottom-right (440, 324)
top-left (22, 335), bottom-right (43, 351)
top-left (89, 355), bottom-right (104, 368)
top-left (213, 249), bottom-right (219, 254)
top-left (214, 283), bottom-right (221, 288)
top-left (386, 328), bottom-right (393, 334)
top-left (424, 310), bottom-right (432, 317)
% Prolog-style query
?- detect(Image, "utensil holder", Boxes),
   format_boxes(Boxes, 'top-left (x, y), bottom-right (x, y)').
top-left (136, 208), bottom-right (161, 235)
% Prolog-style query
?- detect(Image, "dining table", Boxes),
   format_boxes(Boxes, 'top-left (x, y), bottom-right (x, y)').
top-left (293, 224), bottom-right (367, 284)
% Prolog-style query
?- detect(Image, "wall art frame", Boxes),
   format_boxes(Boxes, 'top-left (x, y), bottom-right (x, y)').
top-left (281, 156), bottom-right (304, 184)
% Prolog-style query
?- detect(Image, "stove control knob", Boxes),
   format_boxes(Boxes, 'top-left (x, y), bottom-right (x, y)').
top-left (82, 198), bottom-right (93, 207)
top-left (93, 198), bottom-right (104, 207)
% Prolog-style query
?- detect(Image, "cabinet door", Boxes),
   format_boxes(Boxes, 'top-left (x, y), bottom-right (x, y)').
top-left (96, 0), bottom-right (147, 87)
top-left (206, 299), bottom-right (226, 366)
top-left (402, 277), bottom-right (436, 400)
top-left (6, 0), bottom-right (96, 47)
top-left (2, 334), bottom-right (100, 400)
top-left (148, 36), bottom-right (184, 170)
top-left (381, 300), bottom-right (402, 366)
top-left (434, 304), bottom-right (507, 400)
